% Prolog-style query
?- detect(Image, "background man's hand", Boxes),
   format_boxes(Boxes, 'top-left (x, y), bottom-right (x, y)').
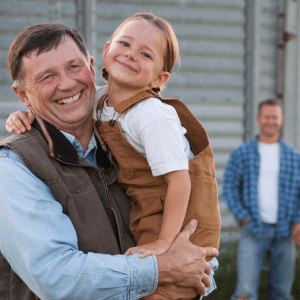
top-left (156, 219), bottom-right (218, 298)
top-left (241, 216), bottom-right (248, 228)
top-left (292, 223), bottom-right (300, 246)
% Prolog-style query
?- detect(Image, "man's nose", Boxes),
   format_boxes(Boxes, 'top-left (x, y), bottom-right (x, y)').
top-left (59, 72), bottom-right (77, 90)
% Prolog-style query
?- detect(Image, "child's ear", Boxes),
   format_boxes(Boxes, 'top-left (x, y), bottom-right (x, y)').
top-left (12, 83), bottom-right (31, 107)
top-left (102, 42), bottom-right (111, 60)
top-left (151, 72), bottom-right (170, 89)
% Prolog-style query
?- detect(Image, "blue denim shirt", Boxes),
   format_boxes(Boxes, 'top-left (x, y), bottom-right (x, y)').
top-left (0, 131), bottom-right (217, 299)
top-left (223, 136), bottom-right (300, 238)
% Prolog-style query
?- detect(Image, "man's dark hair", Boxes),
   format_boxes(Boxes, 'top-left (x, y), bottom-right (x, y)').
top-left (7, 23), bottom-right (89, 83)
top-left (258, 98), bottom-right (283, 113)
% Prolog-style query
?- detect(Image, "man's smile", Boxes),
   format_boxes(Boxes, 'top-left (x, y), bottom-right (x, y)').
top-left (57, 91), bottom-right (82, 105)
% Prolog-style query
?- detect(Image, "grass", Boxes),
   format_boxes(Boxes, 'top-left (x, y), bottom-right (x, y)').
top-left (205, 241), bottom-right (300, 300)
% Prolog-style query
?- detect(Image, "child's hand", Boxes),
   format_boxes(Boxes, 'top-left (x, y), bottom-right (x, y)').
top-left (124, 238), bottom-right (172, 258)
top-left (6, 110), bottom-right (35, 134)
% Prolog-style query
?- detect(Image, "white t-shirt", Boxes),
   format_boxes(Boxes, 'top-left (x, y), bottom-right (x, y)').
top-left (257, 141), bottom-right (280, 224)
top-left (94, 86), bottom-right (193, 177)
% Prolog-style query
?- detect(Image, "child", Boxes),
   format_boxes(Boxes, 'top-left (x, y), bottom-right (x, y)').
top-left (6, 13), bottom-right (221, 259)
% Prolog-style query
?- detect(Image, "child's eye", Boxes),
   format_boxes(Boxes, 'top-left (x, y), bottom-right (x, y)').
top-left (121, 42), bottom-right (130, 47)
top-left (142, 52), bottom-right (151, 59)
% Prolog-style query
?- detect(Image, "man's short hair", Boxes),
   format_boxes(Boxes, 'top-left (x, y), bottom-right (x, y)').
top-left (7, 23), bottom-right (89, 85)
top-left (258, 98), bottom-right (283, 113)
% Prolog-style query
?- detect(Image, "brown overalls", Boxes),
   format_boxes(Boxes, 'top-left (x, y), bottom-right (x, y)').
top-left (96, 90), bottom-right (221, 253)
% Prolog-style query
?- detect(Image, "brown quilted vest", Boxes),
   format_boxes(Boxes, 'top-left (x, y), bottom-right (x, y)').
top-left (0, 118), bottom-right (135, 300)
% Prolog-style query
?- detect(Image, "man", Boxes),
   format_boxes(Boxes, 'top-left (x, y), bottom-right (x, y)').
top-left (223, 99), bottom-right (300, 300)
top-left (0, 24), bottom-right (218, 300)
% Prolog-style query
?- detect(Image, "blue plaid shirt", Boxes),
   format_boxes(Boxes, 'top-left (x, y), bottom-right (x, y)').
top-left (223, 136), bottom-right (300, 238)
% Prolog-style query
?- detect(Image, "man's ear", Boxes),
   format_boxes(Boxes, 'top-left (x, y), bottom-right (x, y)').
top-left (102, 42), bottom-right (111, 61)
top-left (150, 72), bottom-right (170, 89)
top-left (12, 83), bottom-right (31, 107)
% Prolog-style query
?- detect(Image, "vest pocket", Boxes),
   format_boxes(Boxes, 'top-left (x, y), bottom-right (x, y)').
top-left (100, 132), bottom-right (134, 180)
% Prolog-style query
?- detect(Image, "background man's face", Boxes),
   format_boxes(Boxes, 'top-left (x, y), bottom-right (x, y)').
top-left (256, 104), bottom-right (283, 139)
top-left (14, 36), bottom-right (96, 132)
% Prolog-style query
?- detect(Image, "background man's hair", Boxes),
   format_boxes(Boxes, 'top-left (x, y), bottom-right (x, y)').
top-left (258, 98), bottom-right (283, 113)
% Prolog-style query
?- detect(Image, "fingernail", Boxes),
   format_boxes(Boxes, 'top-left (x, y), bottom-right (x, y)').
top-left (190, 219), bottom-right (197, 226)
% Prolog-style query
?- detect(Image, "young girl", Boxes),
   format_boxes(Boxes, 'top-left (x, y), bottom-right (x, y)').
top-left (6, 13), bottom-right (221, 258)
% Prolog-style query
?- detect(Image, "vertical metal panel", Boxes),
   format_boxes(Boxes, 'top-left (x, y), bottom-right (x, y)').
top-left (282, 0), bottom-right (300, 149)
top-left (244, 0), bottom-right (278, 141)
top-left (243, 0), bottom-right (261, 141)
top-left (0, 0), bottom-right (76, 140)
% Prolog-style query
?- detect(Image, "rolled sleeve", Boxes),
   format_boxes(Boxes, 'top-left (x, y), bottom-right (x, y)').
top-left (127, 254), bottom-right (158, 299)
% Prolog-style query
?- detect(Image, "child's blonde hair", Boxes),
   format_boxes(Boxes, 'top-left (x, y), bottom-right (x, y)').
top-left (102, 13), bottom-right (180, 93)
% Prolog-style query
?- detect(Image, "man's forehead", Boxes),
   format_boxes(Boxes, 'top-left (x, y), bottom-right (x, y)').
top-left (24, 37), bottom-right (84, 61)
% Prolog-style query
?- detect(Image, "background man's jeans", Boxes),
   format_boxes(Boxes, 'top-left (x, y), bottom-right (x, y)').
top-left (231, 224), bottom-right (296, 300)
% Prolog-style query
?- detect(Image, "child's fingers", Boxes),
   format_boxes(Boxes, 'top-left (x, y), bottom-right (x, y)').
top-left (17, 111), bottom-right (33, 130)
top-left (125, 246), bottom-right (144, 256)
top-left (124, 247), bottom-right (138, 256)
top-left (28, 112), bottom-right (36, 127)
top-left (139, 250), bottom-right (153, 258)
top-left (6, 118), bottom-right (25, 134)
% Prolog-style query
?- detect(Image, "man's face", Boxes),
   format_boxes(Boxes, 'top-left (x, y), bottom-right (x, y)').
top-left (13, 36), bottom-right (96, 132)
top-left (256, 104), bottom-right (283, 139)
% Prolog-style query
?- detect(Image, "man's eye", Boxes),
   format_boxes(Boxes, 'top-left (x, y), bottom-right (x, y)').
top-left (71, 65), bottom-right (78, 69)
top-left (43, 75), bottom-right (52, 81)
top-left (121, 42), bottom-right (129, 47)
top-left (142, 52), bottom-right (151, 59)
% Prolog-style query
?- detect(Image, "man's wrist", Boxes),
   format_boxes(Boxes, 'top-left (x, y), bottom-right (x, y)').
top-left (156, 252), bottom-right (174, 285)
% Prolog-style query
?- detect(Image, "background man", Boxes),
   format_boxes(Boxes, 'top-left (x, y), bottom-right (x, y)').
top-left (0, 23), bottom-right (218, 300)
top-left (223, 98), bottom-right (300, 300)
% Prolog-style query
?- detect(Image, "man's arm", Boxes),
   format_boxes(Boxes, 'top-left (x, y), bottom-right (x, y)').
top-left (222, 150), bottom-right (247, 224)
top-left (0, 148), bottom-right (157, 300)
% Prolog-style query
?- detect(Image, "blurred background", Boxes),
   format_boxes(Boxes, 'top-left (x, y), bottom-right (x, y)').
top-left (1, 0), bottom-right (300, 298)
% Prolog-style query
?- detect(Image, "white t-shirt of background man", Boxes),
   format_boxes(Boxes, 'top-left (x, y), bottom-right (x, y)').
top-left (94, 86), bottom-right (194, 177)
top-left (257, 141), bottom-right (280, 224)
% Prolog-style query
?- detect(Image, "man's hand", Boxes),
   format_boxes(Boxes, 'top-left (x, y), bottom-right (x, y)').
top-left (156, 219), bottom-right (218, 297)
top-left (292, 223), bottom-right (300, 246)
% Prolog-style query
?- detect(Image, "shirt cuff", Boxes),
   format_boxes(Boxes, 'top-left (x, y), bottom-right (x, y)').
top-left (205, 257), bottom-right (218, 296)
top-left (127, 254), bottom-right (158, 299)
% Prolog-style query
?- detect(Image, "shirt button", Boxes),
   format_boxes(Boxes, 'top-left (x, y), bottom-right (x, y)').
top-left (140, 289), bottom-right (146, 294)
top-left (75, 143), bottom-right (80, 148)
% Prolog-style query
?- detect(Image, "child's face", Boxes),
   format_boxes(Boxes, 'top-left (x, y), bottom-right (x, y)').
top-left (102, 19), bottom-right (169, 92)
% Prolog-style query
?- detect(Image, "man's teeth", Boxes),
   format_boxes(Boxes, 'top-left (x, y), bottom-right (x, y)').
top-left (57, 92), bottom-right (81, 105)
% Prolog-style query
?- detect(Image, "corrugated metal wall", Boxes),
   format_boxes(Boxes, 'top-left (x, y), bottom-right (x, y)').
top-left (0, 0), bottom-right (76, 140)
top-left (0, 0), bottom-right (283, 242)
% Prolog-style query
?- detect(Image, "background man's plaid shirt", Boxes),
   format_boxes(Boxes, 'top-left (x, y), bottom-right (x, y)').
top-left (223, 137), bottom-right (300, 238)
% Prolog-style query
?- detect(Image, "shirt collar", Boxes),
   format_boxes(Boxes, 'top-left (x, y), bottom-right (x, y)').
top-left (60, 130), bottom-right (98, 165)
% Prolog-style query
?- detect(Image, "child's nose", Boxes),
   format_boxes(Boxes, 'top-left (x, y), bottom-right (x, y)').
top-left (125, 49), bottom-right (137, 61)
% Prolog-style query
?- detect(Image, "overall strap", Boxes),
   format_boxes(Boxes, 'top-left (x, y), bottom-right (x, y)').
top-left (96, 90), bottom-right (159, 115)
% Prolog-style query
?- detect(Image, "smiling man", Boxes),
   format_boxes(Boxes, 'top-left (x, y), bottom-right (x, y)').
top-left (0, 23), bottom-right (218, 300)
top-left (223, 99), bottom-right (300, 300)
